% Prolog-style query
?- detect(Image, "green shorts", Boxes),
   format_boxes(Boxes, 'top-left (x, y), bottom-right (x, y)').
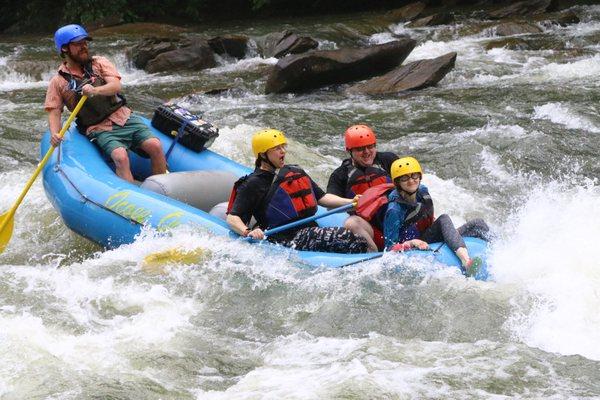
top-left (90, 115), bottom-right (157, 157)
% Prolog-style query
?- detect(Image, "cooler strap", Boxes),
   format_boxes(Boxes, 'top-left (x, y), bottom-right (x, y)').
top-left (165, 119), bottom-right (190, 161)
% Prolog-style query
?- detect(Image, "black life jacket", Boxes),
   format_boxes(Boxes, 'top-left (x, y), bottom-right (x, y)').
top-left (343, 158), bottom-right (391, 198)
top-left (226, 175), bottom-right (249, 215)
top-left (264, 165), bottom-right (318, 229)
top-left (58, 60), bottom-right (126, 133)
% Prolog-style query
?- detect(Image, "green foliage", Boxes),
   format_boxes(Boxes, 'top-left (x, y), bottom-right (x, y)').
top-left (63, 0), bottom-right (129, 24)
top-left (0, 0), bottom-right (407, 33)
top-left (1, 0), bottom-right (65, 33)
top-left (251, 0), bottom-right (271, 10)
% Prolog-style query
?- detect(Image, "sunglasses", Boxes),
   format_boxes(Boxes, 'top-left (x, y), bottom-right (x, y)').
top-left (69, 40), bottom-right (89, 48)
top-left (269, 144), bottom-right (287, 152)
top-left (351, 143), bottom-right (376, 153)
top-left (398, 173), bottom-right (422, 182)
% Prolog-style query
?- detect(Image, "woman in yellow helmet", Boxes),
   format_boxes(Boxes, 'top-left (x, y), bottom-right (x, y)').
top-left (382, 157), bottom-right (489, 275)
top-left (226, 129), bottom-right (369, 253)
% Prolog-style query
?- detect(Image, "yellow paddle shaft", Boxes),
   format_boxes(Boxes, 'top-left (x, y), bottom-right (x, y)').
top-left (0, 96), bottom-right (88, 234)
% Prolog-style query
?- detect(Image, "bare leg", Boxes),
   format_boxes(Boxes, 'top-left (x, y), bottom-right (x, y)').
top-left (455, 247), bottom-right (470, 267)
top-left (344, 215), bottom-right (378, 252)
top-left (110, 147), bottom-right (134, 182)
top-left (140, 138), bottom-right (167, 175)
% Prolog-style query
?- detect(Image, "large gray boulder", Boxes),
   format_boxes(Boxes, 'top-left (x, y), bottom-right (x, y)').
top-left (208, 35), bottom-right (249, 59)
top-left (551, 10), bottom-right (580, 26)
top-left (407, 12), bottom-right (454, 28)
top-left (347, 52), bottom-right (456, 95)
top-left (258, 31), bottom-right (319, 58)
top-left (386, 2), bottom-right (427, 22)
top-left (485, 38), bottom-right (531, 51)
top-left (265, 38), bottom-right (416, 94)
top-left (274, 34), bottom-right (319, 58)
top-left (488, 0), bottom-right (560, 19)
top-left (129, 37), bottom-right (181, 69)
top-left (145, 39), bottom-right (216, 73)
top-left (495, 21), bottom-right (543, 36)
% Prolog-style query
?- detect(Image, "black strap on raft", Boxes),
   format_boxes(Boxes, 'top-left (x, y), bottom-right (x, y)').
top-left (164, 119), bottom-right (190, 161)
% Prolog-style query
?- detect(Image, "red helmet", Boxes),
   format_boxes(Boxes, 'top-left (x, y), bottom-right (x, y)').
top-left (344, 125), bottom-right (376, 150)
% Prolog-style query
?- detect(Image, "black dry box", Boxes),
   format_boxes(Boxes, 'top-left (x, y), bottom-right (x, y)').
top-left (151, 103), bottom-right (219, 152)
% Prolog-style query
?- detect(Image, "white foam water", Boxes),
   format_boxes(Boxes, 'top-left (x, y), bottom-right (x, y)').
top-left (491, 180), bottom-right (600, 360)
top-left (2, 7), bottom-right (600, 398)
top-left (533, 102), bottom-right (600, 133)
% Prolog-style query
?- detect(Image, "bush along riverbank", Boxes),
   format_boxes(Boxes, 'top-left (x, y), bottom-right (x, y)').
top-left (0, 0), bottom-right (591, 34)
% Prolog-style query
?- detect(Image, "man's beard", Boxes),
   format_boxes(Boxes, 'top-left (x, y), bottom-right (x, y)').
top-left (68, 49), bottom-right (91, 65)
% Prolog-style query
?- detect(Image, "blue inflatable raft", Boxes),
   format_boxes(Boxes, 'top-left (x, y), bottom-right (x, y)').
top-left (41, 116), bottom-right (490, 280)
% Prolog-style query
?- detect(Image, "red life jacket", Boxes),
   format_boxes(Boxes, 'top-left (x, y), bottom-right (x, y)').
top-left (226, 175), bottom-right (249, 214)
top-left (264, 165), bottom-right (318, 229)
top-left (344, 159), bottom-right (391, 198)
top-left (356, 183), bottom-right (395, 221)
top-left (357, 184), bottom-right (435, 241)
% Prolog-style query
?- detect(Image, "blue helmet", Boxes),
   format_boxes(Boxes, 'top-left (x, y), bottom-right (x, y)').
top-left (54, 24), bottom-right (92, 54)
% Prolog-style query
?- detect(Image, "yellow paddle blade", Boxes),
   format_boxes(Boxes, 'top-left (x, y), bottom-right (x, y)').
top-left (142, 247), bottom-right (210, 274)
top-left (0, 210), bottom-right (15, 254)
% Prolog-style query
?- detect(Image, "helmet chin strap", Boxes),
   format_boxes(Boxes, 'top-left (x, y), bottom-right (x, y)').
top-left (349, 151), bottom-right (367, 168)
top-left (259, 153), bottom-right (278, 171)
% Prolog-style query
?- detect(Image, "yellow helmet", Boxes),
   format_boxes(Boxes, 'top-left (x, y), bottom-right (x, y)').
top-left (252, 129), bottom-right (287, 157)
top-left (391, 157), bottom-right (422, 181)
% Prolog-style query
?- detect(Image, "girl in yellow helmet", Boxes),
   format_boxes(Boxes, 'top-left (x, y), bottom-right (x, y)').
top-left (226, 129), bottom-right (369, 253)
top-left (383, 157), bottom-right (490, 276)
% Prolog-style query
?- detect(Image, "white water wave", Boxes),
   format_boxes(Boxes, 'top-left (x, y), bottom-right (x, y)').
top-left (207, 56), bottom-right (277, 74)
top-left (194, 332), bottom-right (576, 399)
top-left (0, 98), bottom-right (18, 112)
top-left (424, 173), bottom-right (491, 225)
top-left (538, 53), bottom-right (600, 80)
top-left (0, 68), bottom-right (49, 92)
top-left (491, 180), bottom-right (600, 360)
top-left (368, 31), bottom-right (398, 45)
top-left (479, 149), bottom-right (520, 186)
top-left (0, 51), bottom-right (219, 91)
top-left (454, 52), bottom-right (600, 88)
top-left (533, 102), bottom-right (600, 133)
top-left (459, 122), bottom-right (529, 139)
top-left (0, 169), bottom-right (47, 211)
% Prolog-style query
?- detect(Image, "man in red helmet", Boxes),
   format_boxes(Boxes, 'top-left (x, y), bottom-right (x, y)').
top-left (45, 24), bottom-right (166, 183)
top-left (327, 124), bottom-right (398, 251)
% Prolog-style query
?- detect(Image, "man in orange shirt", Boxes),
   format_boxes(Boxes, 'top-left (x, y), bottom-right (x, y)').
top-left (45, 24), bottom-right (166, 182)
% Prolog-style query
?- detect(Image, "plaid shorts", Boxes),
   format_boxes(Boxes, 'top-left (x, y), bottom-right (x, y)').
top-left (282, 226), bottom-right (368, 254)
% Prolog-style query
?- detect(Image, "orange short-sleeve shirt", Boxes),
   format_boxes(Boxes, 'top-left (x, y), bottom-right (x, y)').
top-left (44, 56), bottom-right (131, 135)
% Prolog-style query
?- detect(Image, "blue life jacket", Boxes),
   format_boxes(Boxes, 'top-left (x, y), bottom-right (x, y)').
top-left (384, 186), bottom-right (434, 246)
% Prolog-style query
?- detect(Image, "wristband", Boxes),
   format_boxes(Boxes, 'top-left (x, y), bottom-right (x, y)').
top-left (243, 228), bottom-right (251, 237)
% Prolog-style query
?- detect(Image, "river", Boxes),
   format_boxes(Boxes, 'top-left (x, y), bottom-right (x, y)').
top-left (1, 4), bottom-right (600, 399)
